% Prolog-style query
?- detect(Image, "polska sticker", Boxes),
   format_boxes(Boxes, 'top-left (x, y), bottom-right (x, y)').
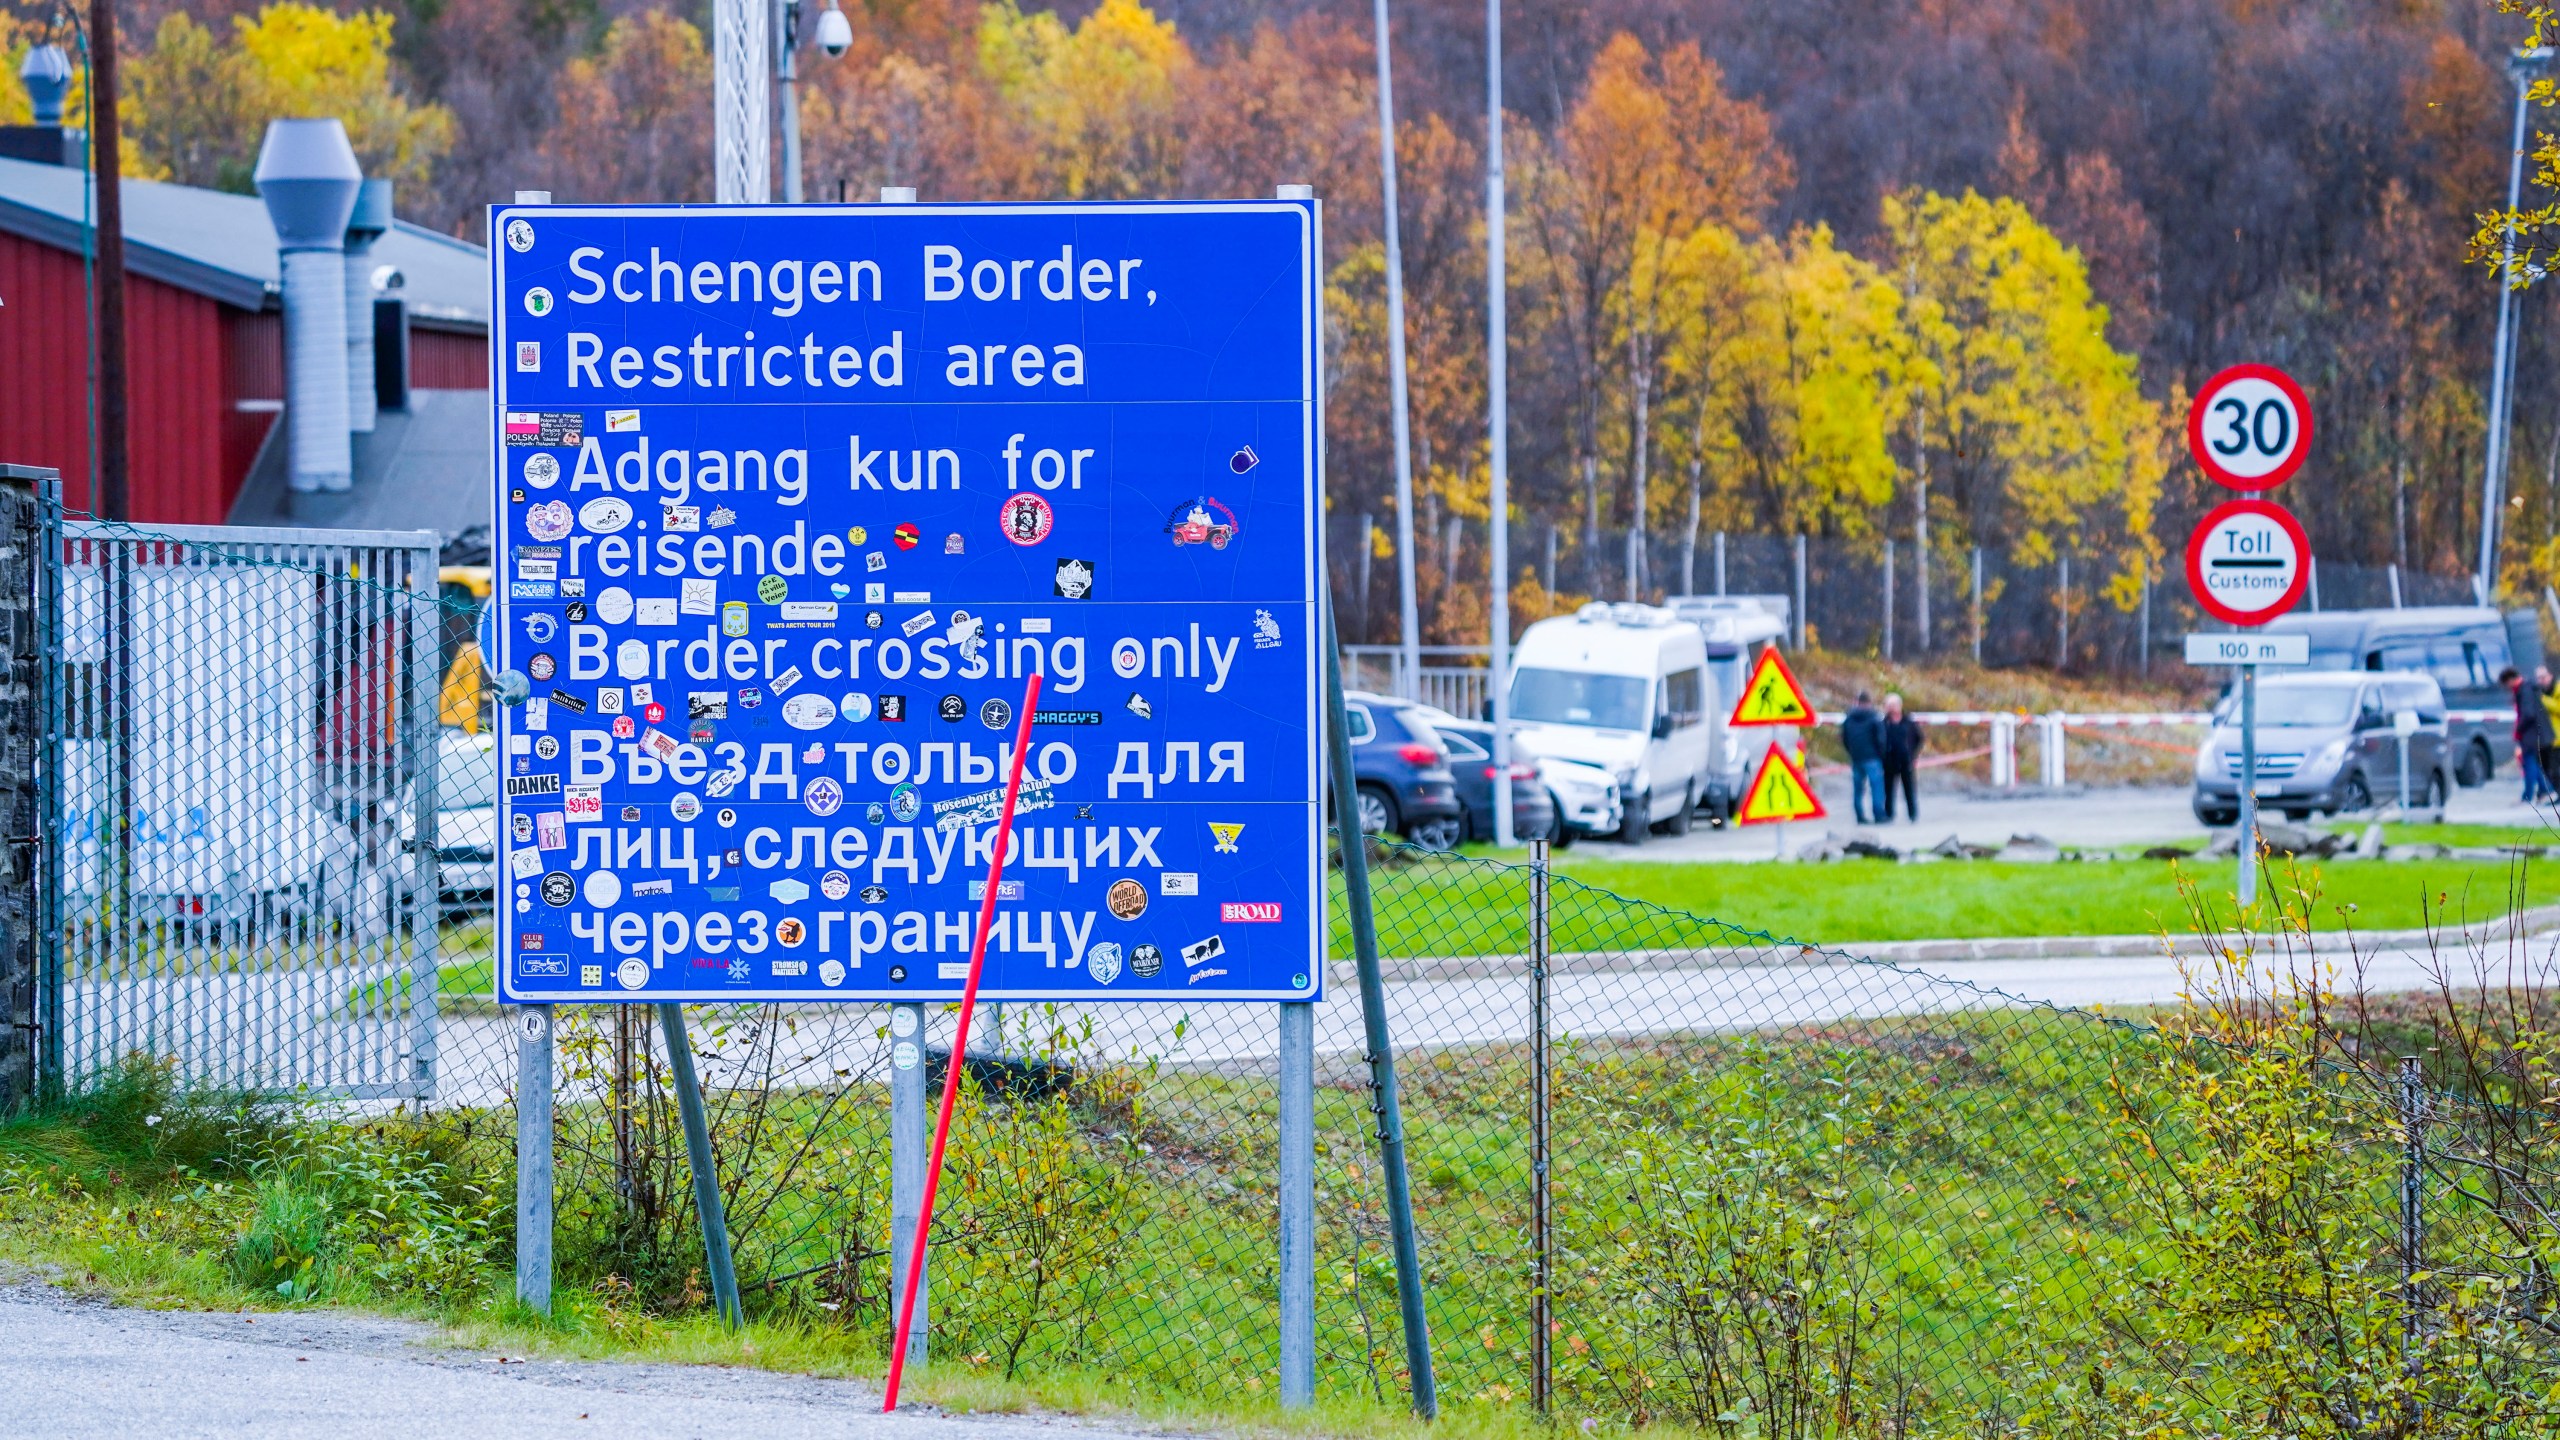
top-left (1164, 497), bottom-right (1239, 548)
top-left (1053, 558), bottom-right (1094, 598)
top-left (999, 493), bottom-right (1054, 546)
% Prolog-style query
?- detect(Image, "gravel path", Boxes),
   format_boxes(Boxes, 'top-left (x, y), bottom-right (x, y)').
top-left (0, 1280), bottom-right (1190, 1440)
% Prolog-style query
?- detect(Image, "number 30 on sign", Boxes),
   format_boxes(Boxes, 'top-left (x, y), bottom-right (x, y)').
top-left (2187, 364), bottom-right (2312, 492)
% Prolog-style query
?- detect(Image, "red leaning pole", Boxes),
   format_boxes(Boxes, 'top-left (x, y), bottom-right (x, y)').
top-left (881, 669), bottom-right (1043, 1412)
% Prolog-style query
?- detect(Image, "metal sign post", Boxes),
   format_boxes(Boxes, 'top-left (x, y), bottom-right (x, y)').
top-left (2183, 365), bottom-right (2314, 915)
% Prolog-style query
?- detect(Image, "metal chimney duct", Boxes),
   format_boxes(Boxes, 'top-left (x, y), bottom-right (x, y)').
top-left (20, 44), bottom-right (69, 125)
top-left (343, 178), bottom-right (391, 434)
top-left (253, 118), bottom-right (362, 501)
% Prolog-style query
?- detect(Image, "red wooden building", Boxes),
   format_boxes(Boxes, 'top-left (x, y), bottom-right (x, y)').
top-left (0, 151), bottom-right (490, 537)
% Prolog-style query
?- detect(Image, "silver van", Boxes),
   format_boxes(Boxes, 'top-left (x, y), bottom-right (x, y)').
top-left (2263, 606), bottom-right (2541, 787)
top-left (2190, 670), bottom-right (2452, 825)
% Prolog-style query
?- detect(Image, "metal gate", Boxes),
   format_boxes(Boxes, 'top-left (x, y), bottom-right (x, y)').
top-left (39, 514), bottom-right (447, 1100)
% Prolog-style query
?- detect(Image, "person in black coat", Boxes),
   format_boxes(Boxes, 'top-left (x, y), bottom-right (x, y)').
top-left (1879, 693), bottom-right (1926, 821)
top-left (1840, 691), bottom-right (1885, 824)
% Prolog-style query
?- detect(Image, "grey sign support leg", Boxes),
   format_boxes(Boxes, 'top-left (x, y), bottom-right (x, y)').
top-left (658, 1002), bottom-right (741, 1326)
top-left (888, 1001), bottom-right (929, 1368)
top-left (1278, 1000), bottom-right (1315, 1408)
top-left (514, 1004), bottom-right (553, 1314)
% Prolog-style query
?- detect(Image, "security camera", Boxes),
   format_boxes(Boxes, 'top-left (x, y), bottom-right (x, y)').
top-left (815, 0), bottom-right (851, 58)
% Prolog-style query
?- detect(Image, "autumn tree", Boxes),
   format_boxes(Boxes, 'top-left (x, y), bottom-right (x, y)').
top-left (122, 2), bottom-right (452, 192)
top-left (1510, 33), bottom-right (1785, 597)
top-left (1883, 189), bottom-right (2165, 611)
top-left (538, 12), bottom-right (712, 203)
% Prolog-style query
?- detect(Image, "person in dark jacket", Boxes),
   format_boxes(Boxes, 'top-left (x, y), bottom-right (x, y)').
top-left (1840, 691), bottom-right (1885, 824)
top-left (2504, 667), bottom-right (2553, 803)
top-left (1879, 693), bottom-right (1926, 821)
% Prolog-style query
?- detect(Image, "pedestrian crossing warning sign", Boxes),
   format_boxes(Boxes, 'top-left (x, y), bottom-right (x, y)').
top-left (1736, 745), bottom-right (1826, 825)
top-left (1729, 646), bottom-right (1815, 726)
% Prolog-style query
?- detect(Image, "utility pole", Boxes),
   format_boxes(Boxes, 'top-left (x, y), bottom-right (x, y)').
top-left (2477, 46), bottom-right (2553, 600)
top-left (1372, 0), bottom-right (1420, 702)
top-left (89, 0), bottom-right (128, 522)
top-left (1485, 0), bottom-right (1515, 845)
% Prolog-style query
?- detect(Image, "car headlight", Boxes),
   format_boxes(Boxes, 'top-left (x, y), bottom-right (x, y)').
top-left (2314, 738), bottom-right (2350, 769)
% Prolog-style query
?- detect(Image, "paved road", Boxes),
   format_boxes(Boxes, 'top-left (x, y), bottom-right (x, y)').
top-left (1617, 781), bottom-right (2552, 862)
top-left (0, 1281), bottom-right (1177, 1440)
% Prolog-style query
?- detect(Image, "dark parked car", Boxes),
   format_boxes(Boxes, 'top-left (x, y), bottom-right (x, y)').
top-left (1343, 691), bottom-right (1465, 849)
top-left (1419, 710), bottom-right (1562, 843)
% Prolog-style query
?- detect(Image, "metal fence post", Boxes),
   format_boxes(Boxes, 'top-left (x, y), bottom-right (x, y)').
top-left (889, 1000), bottom-right (929, 1366)
top-left (1528, 837), bottom-right (1553, 1415)
top-left (1882, 540), bottom-right (1896, 661)
top-left (659, 1002), bottom-right (742, 1327)
top-left (2138, 573), bottom-right (2151, 674)
top-left (2055, 554), bottom-right (2070, 670)
top-left (1713, 530), bottom-right (1726, 596)
top-left (2400, 1053), bottom-right (2426, 1421)
top-left (1324, 609), bottom-right (1437, 1418)
top-left (1971, 546), bottom-right (1984, 663)
top-left (1792, 534), bottom-right (1807, 648)
top-left (514, 1004), bottom-right (553, 1313)
top-left (0, 467), bottom-right (42, 1115)
top-left (1278, 1001), bottom-right (1315, 1408)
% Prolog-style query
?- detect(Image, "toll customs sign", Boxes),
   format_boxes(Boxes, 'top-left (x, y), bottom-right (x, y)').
top-left (487, 201), bottom-right (1321, 1003)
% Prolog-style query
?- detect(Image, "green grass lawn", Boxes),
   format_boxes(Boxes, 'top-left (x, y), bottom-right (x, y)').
top-left (375, 848), bottom-right (2545, 1010)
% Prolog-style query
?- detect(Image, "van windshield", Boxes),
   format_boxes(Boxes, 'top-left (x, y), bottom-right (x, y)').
top-left (2243, 685), bottom-right (2360, 727)
top-left (1512, 668), bottom-right (1650, 731)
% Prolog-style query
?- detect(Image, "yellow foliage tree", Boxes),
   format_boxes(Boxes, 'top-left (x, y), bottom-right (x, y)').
top-left (1882, 189), bottom-right (2165, 606)
top-left (975, 0), bottom-right (1190, 200)
top-left (123, 3), bottom-right (451, 193)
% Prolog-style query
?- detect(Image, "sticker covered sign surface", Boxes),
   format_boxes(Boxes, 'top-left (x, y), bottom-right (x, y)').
top-left (488, 201), bottom-right (1322, 1004)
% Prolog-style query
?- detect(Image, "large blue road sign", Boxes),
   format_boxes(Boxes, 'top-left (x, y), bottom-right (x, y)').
top-left (486, 201), bottom-right (1321, 1003)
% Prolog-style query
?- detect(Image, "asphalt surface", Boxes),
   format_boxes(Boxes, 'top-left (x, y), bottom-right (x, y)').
top-left (0, 1281), bottom-right (1178, 1440)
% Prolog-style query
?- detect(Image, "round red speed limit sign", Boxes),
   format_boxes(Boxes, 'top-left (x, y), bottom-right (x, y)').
top-left (2187, 364), bottom-right (2312, 490)
top-left (2186, 497), bottom-right (2310, 625)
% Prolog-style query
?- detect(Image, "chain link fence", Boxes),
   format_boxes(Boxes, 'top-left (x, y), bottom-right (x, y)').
top-left (1329, 517), bottom-right (2496, 676)
top-left (32, 510), bottom-right (2560, 1431)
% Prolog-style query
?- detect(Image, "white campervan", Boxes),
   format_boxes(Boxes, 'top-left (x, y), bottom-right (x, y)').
top-left (1507, 603), bottom-right (1711, 845)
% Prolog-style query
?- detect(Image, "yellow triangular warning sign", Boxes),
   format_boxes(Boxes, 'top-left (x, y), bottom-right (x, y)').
top-left (1736, 744), bottom-right (1827, 825)
top-left (1728, 646), bottom-right (1815, 727)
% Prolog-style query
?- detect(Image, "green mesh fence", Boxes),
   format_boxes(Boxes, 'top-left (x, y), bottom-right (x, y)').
top-left (39, 513), bottom-right (2560, 1433)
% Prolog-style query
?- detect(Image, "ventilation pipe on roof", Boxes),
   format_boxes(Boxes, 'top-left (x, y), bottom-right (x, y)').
top-left (253, 119), bottom-right (362, 503)
top-left (20, 44), bottom-right (69, 125)
top-left (344, 179), bottom-right (391, 434)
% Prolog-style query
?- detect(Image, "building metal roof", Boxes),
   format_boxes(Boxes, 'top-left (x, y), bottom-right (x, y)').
top-left (0, 155), bottom-right (488, 328)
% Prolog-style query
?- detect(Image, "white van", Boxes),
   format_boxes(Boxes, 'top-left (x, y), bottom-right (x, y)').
top-left (1666, 596), bottom-right (1790, 826)
top-left (1507, 603), bottom-right (1711, 844)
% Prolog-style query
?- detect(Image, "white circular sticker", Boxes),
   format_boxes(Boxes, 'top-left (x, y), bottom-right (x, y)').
top-left (890, 1007), bottom-right (919, 1037)
top-left (505, 218), bottom-right (535, 253)
top-left (526, 500), bottom-right (572, 541)
top-left (523, 453), bottom-right (560, 489)
top-left (820, 869), bottom-right (852, 900)
top-left (670, 792), bottom-right (701, 822)
top-left (615, 638), bottom-right (651, 680)
top-left (616, 957), bottom-right (649, 990)
top-left (584, 870), bottom-right (622, 908)
top-left (524, 286), bottom-right (554, 317)
top-left (580, 496), bottom-right (634, 534)
top-left (595, 587), bottom-right (635, 625)
top-left (893, 1040), bottom-right (920, 1069)
top-left (819, 959), bottom-right (847, 988)
top-left (840, 692), bottom-right (873, 724)
top-left (782, 693), bottom-right (837, 731)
